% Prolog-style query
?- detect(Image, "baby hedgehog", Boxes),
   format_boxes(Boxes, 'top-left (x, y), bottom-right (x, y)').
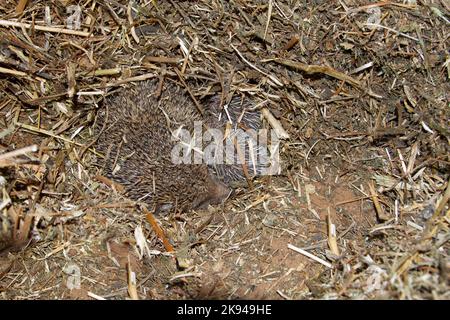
top-left (95, 78), bottom-right (268, 213)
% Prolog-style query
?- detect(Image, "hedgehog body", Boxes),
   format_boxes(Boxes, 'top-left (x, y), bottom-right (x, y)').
top-left (95, 78), bottom-right (267, 212)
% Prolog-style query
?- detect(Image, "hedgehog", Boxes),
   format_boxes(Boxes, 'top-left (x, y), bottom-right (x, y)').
top-left (95, 78), bottom-right (269, 213)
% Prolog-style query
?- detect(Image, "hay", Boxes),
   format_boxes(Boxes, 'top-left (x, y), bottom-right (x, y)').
top-left (0, 0), bottom-right (448, 299)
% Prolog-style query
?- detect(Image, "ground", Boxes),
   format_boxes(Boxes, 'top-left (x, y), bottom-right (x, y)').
top-left (0, 0), bottom-right (449, 299)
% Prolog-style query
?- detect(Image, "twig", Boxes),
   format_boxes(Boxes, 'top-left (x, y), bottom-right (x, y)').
top-left (275, 59), bottom-right (361, 88)
top-left (143, 206), bottom-right (174, 253)
top-left (369, 181), bottom-right (390, 222)
top-left (126, 260), bottom-right (139, 300)
top-left (0, 145), bottom-right (38, 162)
top-left (327, 212), bottom-right (340, 256)
top-left (15, 122), bottom-right (85, 147)
top-left (231, 44), bottom-right (282, 87)
top-left (127, 2), bottom-right (140, 44)
top-left (261, 108), bottom-right (290, 139)
top-left (15, 0), bottom-right (29, 14)
top-left (87, 292), bottom-right (106, 300)
top-left (0, 66), bottom-right (27, 77)
top-left (95, 175), bottom-right (125, 193)
top-left (0, 19), bottom-right (91, 37)
top-left (264, 0), bottom-right (273, 41)
top-left (364, 23), bottom-right (419, 42)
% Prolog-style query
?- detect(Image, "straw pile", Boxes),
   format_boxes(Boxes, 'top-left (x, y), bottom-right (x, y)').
top-left (0, 0), bottom-right (448, 299)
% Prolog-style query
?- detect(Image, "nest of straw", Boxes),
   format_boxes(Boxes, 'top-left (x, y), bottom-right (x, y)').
top-left (0, 0), bottom-right (448, 299)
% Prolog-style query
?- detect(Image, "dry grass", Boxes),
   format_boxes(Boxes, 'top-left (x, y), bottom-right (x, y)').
top-left (0, 0), bottom-right (448, 299)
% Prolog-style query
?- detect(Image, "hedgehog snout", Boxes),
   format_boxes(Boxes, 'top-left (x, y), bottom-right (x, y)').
top-left (192, 173), bottom-right (231, 210)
